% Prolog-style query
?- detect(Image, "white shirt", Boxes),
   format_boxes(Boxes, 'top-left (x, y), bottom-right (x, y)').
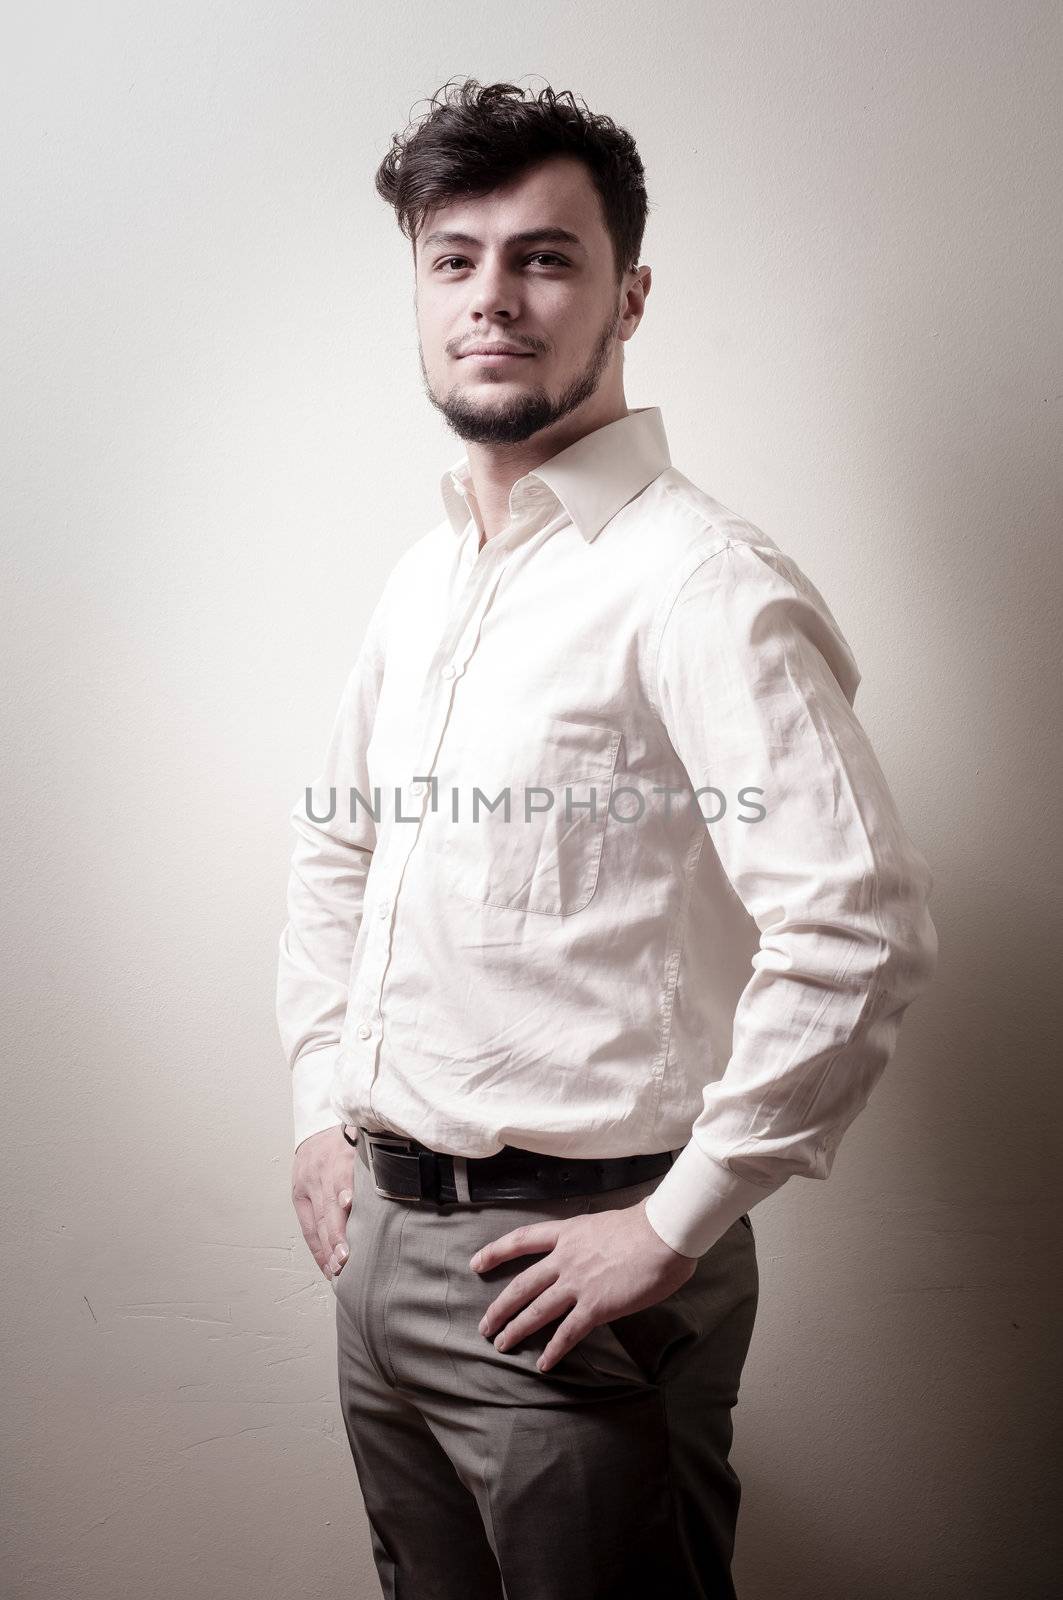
top-left (276, 406), bottom-right (938, 1258)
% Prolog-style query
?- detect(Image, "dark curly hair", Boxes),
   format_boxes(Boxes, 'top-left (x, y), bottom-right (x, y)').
top-left (374, 77), bottom-right (650, 285)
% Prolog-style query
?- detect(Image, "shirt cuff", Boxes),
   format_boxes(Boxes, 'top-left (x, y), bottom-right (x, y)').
top-left (292, 1049), bottom-right (344, 1152)
top-left (643, 1138), bottom-right (780, 1258)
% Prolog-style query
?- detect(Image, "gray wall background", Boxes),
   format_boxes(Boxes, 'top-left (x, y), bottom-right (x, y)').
top-left (2, 3), bottom-right (1060, 1596)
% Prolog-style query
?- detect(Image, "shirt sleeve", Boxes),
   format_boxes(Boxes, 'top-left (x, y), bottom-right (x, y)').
top-left (642, 538), bottom-right (939, 1258)
top-left (275, 583), bottom-right (390, 1152)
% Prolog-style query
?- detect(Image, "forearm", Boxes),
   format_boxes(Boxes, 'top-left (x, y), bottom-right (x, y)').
top-left (645, 843), bottom-right (939, 1256)
top-left (278, 806), bottom-right (374, 1149)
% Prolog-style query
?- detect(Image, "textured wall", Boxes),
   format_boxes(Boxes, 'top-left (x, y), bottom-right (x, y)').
top-left (2, 3), bottom-right (1059, 1596)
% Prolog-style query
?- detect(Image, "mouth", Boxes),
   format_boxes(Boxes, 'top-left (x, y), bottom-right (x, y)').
top-left (457, 351), bottom-right (536, 364)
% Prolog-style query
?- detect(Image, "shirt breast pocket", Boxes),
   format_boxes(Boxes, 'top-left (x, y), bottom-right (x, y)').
top-left (441, 718), bottom-right (622, 917)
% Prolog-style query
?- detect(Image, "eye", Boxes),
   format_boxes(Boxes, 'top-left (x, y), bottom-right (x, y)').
top-left (433, 253), bottom-right (570, 272)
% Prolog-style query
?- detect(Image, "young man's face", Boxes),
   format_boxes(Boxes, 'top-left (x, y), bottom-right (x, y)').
top-left (413, 155), bottom-right (642, 445)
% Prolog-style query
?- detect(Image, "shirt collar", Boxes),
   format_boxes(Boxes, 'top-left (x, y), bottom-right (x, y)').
top-left (439, 406), bottom-right (672, 545)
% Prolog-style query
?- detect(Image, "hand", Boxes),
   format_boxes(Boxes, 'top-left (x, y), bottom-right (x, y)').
top-left (291, 1125), bottom-right (356, 1280)
top-left (470, 1197), bottom-right (697, 1373)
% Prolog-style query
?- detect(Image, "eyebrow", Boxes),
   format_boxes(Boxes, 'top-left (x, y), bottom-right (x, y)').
top-left (419, 227), bottom-right (586, 254)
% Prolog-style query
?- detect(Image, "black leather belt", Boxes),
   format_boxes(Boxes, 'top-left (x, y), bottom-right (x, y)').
top-left (356, 1126), bottom-right (680, 1204)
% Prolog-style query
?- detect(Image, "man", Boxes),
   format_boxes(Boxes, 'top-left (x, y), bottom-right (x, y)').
top-left (276, 78), bottom-right (938, 1600)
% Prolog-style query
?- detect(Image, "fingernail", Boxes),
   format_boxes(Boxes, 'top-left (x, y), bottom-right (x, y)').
top-left (470, 1254), bottom-right (481, 1270)
top-left (478, 1317), bottom-right (488, 1334)
top-left (340, 1191), bottom-right (352, 1207)
top-left (335, 1244), bottom-right (348, 1263)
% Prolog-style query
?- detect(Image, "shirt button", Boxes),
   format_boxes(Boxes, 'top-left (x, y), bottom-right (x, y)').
top-left (356, 1022), bottom-right (372, 1040)
top-left (377, 900), bottom-right (389, 918)
top-left (410, 781), bottom-right (425, 797)
top-left (440, 664), bottom-right (456, 679)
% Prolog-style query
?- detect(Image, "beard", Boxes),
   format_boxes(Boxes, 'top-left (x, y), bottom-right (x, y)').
top-left (419, 305), bottom-right (621, 445)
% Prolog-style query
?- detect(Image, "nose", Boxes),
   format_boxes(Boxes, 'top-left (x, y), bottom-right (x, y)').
top-left (466, 255), bottom-right (521, 323)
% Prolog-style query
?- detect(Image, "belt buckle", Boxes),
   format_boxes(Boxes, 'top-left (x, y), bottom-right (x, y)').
top-left (366, 1133), bottom-right (418, 1200)
top-left (366, 1134), bottom-right (441, 1202)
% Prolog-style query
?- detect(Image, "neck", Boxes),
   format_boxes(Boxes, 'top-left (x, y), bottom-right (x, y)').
top-left (466, 393), bottom-right (629, 544)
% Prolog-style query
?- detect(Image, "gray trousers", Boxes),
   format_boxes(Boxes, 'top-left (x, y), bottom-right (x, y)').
top-left (334, 1134), bottom-right (759, 1600)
